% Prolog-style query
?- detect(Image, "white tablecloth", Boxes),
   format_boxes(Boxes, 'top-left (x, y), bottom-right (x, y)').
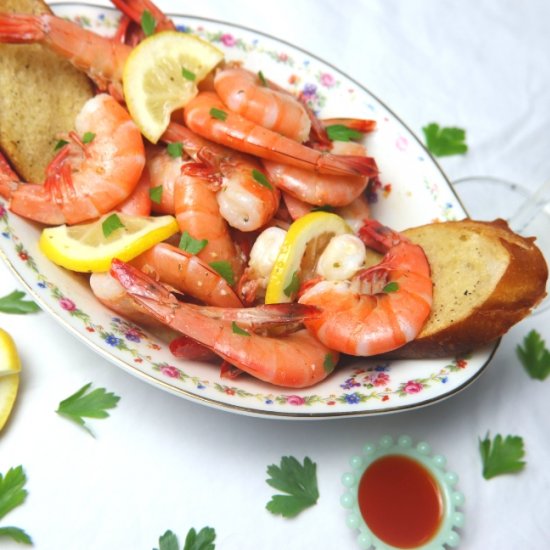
top-left (2, 1), bottom-right (550, 548)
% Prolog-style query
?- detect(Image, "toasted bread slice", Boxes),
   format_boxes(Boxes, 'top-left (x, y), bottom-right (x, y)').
top-left (0, 0), bottom-right (93, 183)
top-left (389, 219), bottom-right (548, 358)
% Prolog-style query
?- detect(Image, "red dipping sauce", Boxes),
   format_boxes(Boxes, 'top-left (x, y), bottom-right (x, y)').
top-left (357, 454), bottom-right (443, 548)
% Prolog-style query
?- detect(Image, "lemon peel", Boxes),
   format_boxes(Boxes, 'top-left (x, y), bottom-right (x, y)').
top-left (123, 30), bottom-right (224, 143)
top-left (39, 213), bottom-right (179, 273)
top-left (0, 328), bottom-right (21, 432)
top-left (265, 211), bottom-right (352, 303)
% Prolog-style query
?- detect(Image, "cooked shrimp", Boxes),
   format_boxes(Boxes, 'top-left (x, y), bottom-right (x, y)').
top-left (298, 220), bottom-right (433, 356)
top-left (163, 122), bottom-right (280, 232)
top-left (111, 259), bottom-right (339, 388)
top-left (174, 165), bottom-right (246, 281)
top-left (111, 0), bottom-right (175, 32)
top-left (0, 13), bottom-right (131, 95)
top-left (263, 141), bottom-right (370, 207)
top-left (0, 94), bottom-right (145, 225)
top-left (183, 92), bottom-right (379, 177)
top-left (116, 166), bottom-right (152, 216)
top-left (146, 144), bottom-right (186, 215)
top-left (214, 66), bottom-right (311, 142)
top-left (131, 243), bottom-right (243, 308)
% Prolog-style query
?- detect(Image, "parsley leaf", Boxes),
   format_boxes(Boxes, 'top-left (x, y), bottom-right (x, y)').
top-left (102, 213), bottom-right (125, 238)
top-left (516, 329), bottom-right (550, 381)
top-left (383, 281), bottom-right (399, 293)
top-left (323, 353), bottom-right (336, 373)
top-left (209, 261), bottom-right (234, 286)
top-left (149, 185), bottom-right (164, 204)
top-left (0, 290), bottom-right (40, 314)
top-left (266, 456), bottom-right (319, 518)
top-left (326, 124), bottom-right (363, 142)
top-left (479, 433), bottom-right (526, 480)
top-left (258, 70), bottom-right (268, 87)
top-left (167, 142), bottom-right (183, 158)
top-left (181, 67), bottom-right (196, 81)
top-left (0, 466), bottom-right (32, 545)
top-left (155, 529), bottom-right (179, 550)
top-left (209, 108), bottom-right (227, 121)
top-left (183, 527), bottom-right (216, 550)
top-left (179, 231), bottom-right (208, 255)
top-left (56, 383), bottom-right (120, 437)
top-left (283, 271), bottom-right (300, 298)
top-left (141, 9), bottom-right (156, 36)
top-left (54, 139), bottom-right (69, 151)
top-left (154, 527), bottom-right (216, 550)
top-left (422, 123), bottom-right (468, 157)
top-left (231, 321), bottom-right (250, 336)
top-left (0, 526), bottom-right (32, 545)
top-left (252, 169), bottom-right (273, 189)
top-left (82, 131), bottom-right (95, 144)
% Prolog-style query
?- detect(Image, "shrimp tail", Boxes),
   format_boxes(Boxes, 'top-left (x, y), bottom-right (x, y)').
top-left (110, 0), bottom-right (176, 31)
top-left (0, 151), bottom-right (20, 200)
top-left (322, 118), bottom-right (377, 133)
top-left (111, 259), bottom-right (320, 328)
top-left (317, 153), bottom-right (378, 178)
top-left (0, 13), bottom-right (44, 42)
top-left (358, 219), bottom-right (405, 253)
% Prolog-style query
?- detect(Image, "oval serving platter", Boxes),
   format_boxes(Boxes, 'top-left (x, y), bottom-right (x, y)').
top-left (0, 2), bottom-right (497, 418)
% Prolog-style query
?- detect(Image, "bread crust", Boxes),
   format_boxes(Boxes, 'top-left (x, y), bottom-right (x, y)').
top-left (387, 219), bottom-right (548, 358)
top-left (0, 0), bottom-right (94, 182)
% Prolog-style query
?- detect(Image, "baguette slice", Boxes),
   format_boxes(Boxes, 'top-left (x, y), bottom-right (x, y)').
top-left (389, 219), bottom-right (548, 358)
top-left (0, 0), bottom-right (94, 183)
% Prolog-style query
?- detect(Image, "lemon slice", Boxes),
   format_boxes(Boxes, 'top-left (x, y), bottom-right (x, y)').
top-left (0, 328), bottom-right (21, 432)
top-left (265, 211), bottom-right (352, 303)
top-left (39, 213), bottom-right (179, 273)
top-left (123, 30), bottom-right (224, 143)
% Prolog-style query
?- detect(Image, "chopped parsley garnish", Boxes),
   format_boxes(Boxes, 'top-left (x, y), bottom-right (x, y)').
top-left (209, 108), bottom-right (228, 121)
top-left (231, 322), bottom-right (250, 336)
top-left (0, 290), bottom-right (40, 314)
top-left (179, 231), bottom-right (208, 255)
top-left (284, 271), bottom-right (300, 298)
top-left (56, 383), bottom-right (121, 437)
top-left (149, 185), bottom-right (164, 204)
top-left (54, 139), bottom-right (69, 151)
top-left (516, 329), bottom-right (550, 381)
top-left (141, 9), bottom-right (156, 36)
top-left (102, 213), bottom-right (125, 238)
top-left (181, 67), bottom-right (196, 81)
top-left (82, 131), bottom-right (96, 144)
top-left (326, 124), bottom-right (363, 142)
top-left (383, 281), bottom-right (399, 293)
top-left (0, 466), bottom-right (32, 545)
top-left (209, 260), bottom-right (235, 286)
top-left (167, 142), bottom-right (184, 158)
top-left (479, 433), bottom-right (526, 480)
top-left (252, 169), bottom-right (273, 189)
top-left (266, 456), bottom-right (319, 518)
top-left (258, 70), bottom-right (268, 87)
top-left (323, 353), bottom-right (336, 373)
top-left (422, 123), bottom-right (468, 157)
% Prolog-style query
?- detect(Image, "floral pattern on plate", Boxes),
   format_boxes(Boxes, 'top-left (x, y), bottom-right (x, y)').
top-left (0, 4), bottom-right (495, 418)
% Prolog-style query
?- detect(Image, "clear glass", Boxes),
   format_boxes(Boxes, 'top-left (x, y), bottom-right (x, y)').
top-left (453, 177), bottom-right (550, 315)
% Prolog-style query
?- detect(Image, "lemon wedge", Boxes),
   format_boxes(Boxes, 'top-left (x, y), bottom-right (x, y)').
top-left (265, 211), bottom-right (352, 303)
top-left (123, 30), bottom-right (224, 143)
top-left (0, 328), bottom-right (21, 432)
top-left (39, 213), bottom-right (179, 273)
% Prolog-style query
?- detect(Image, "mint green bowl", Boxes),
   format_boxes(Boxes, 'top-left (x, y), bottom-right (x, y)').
top-left (340, 435), bottom-right (465, 549)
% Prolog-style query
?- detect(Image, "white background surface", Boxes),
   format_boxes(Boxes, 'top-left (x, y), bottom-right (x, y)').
top-left (2, 1), bottom-right (550, 549)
